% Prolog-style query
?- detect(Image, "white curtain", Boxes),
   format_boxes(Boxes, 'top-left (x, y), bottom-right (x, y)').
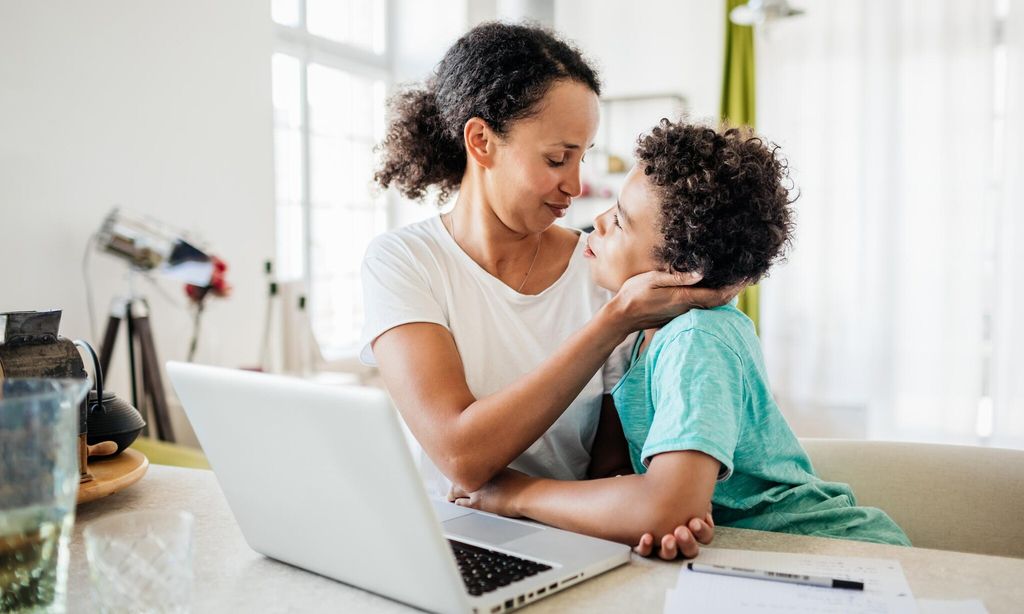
top-left (754, 1), bottom-right (1024, 446)
top-left (992, 0), bottom-right (1024, 448)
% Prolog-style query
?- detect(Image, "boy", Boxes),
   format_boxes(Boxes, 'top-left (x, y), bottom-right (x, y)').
top-left (450, 120), bottom-right (910, 547)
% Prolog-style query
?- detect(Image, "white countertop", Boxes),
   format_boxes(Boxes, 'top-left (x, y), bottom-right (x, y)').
top-left (67, 465), bottom-right (1024, 613)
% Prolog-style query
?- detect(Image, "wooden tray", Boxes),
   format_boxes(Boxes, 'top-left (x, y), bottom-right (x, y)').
top-left (77, 448), bottom-right (149, 505)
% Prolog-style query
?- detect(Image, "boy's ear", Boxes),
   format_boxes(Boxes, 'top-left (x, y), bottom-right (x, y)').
top-left (464, 117), bottom-right (497, 169)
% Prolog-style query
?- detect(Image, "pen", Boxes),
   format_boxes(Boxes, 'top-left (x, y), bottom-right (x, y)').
top-left (687, 562), bottom-right (865, 590)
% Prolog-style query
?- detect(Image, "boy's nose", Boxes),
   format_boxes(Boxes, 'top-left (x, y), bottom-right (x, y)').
top-left (593, 207), bottom-right (611, 234)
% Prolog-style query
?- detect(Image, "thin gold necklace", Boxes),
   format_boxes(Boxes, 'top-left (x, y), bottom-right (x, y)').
top-left (445, 212), bottom-right (542, 293)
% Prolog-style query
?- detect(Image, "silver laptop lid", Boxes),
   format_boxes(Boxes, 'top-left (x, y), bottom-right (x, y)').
top-left (166, 362), bottom-right (470, 614)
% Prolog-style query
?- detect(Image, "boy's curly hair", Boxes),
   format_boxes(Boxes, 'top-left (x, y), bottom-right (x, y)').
top-left (635, 120), bottom-right (795, 289)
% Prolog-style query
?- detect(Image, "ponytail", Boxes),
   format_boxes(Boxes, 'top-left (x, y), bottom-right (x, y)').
top-left (374, 86), bottom-right (465, 203)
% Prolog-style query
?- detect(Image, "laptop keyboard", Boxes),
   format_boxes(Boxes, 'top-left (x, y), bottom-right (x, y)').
top-left (449, 539), bottom-right (552, 596)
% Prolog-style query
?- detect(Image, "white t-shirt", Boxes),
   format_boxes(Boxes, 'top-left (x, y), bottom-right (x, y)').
top-left (360, 216), bottom-right (631, 494)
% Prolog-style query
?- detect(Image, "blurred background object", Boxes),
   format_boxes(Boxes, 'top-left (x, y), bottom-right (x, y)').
top-left (86, 207), bottom-right (230, 443)
top-left (0, 311), bottom-right (91, 479)
top-left (95, 208), bottom-right (215, 286)
top-left (729, 0), bottom-right (805, 26)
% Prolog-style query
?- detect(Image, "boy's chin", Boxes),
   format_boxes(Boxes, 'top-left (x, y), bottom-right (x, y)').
top-left (588, 265), bottom-right (621, 293)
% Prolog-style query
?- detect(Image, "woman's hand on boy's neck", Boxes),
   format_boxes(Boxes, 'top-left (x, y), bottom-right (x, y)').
top-left (604, 270), bottom-right (745, 333)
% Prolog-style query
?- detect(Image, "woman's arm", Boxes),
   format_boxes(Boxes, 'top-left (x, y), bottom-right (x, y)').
top-left (373, 271), bottom-right (740, 492)
top-left (374, 302), bottom-right (628, 493)
top-left (454, 450), bottom-right (721, 546)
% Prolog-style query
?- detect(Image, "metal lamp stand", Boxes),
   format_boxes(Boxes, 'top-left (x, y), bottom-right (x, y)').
top-left (97, 278), bottom-right (176, 443)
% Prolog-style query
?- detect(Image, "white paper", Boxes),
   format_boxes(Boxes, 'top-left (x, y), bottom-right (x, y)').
top-left (665, 548), bottom-right (917, 614)
top-left (917, 599), bottom-right (989, 614)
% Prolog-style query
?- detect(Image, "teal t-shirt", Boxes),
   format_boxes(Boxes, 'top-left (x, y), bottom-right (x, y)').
top-left (610, 304), bottom-right (910, 546)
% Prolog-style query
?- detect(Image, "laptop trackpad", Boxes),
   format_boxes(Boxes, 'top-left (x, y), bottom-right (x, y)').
top-left (443, 513), bottom-right (543, 545)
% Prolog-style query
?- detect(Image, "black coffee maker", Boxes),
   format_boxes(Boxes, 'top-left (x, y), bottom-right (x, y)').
top-left (0, 310), bottom-right (145, 482)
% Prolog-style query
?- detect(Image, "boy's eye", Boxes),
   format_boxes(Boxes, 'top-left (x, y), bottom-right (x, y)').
top-left (546, 157), bottom-right (566, 167)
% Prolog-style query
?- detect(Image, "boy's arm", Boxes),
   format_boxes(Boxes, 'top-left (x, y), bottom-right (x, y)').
top-left (583, 396), bottom-right (716, 557)
top-left (457, 450), bottom-right (720, 546)
top-left (586, 395), bottom-right (634, 479)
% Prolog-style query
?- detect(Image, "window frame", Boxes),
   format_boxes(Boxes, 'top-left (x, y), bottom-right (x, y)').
top-left (272, 0), bottom-right (394, 356)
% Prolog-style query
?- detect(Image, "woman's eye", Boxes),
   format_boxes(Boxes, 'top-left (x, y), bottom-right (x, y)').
top-left (547, 158), bottom-right (565, 167)
top-left (613, 213), bottom-right (621, 228)
top-left (581, 155), bottom-right (587, 164)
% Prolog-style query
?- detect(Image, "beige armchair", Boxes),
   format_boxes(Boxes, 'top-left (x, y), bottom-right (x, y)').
top-left (799, 438), bottom-right (1024, 558)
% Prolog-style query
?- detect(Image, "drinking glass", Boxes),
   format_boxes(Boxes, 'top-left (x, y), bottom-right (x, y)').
top-left (0, 378), bottom-right (90, 614)
top-left (84, 510), bottom-right (195, 614)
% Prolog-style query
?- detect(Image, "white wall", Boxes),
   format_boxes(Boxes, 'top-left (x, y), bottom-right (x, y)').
top-left (392, 0), bottom-right (469, 83)
top-left (555, 0), bottom-right (724, 121)
top-left (0, 1), bottom-right (275, 445)
top-left (469, 0), bottom-right (555, 26)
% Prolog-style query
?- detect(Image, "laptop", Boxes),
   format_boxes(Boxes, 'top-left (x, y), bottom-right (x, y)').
top-left (166, 362), bottom-right (630, 614)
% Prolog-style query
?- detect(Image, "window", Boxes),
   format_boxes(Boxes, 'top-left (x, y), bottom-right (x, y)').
top-left (271, 0), bottom-right (389, 358)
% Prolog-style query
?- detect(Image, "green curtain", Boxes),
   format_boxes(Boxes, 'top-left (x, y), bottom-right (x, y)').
top-left (721, 0), bottom-right (760, 333)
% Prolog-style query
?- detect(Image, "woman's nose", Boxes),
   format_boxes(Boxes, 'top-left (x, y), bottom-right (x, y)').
top-left (560, 162), bottom-right (583, 198)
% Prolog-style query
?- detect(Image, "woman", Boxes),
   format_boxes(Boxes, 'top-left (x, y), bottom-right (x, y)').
top-left (362, 22), bottom-right (733, 559)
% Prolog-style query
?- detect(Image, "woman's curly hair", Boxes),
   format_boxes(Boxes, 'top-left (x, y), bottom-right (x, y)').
top-left (374, 22), bottom-right (601, 204)
top-left (635, 120), bottom-right (796, 289)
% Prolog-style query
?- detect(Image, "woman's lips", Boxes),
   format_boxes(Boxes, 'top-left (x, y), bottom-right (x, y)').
top-left (546, 203), bottom-right (568, 218)
top-left (584, 238), bottom-right (596, 258)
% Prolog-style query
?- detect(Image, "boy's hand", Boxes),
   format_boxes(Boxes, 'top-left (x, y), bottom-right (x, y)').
top-left (633, 507), bottom-right (715, 560)
top-left (447, 468), bottom-right (532, 517)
